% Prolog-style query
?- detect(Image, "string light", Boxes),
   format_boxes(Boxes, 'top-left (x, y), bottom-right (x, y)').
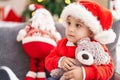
top-left (65, 0), bottom-right (71, 4)
top-left (32, 11), bottom-right (35, 17)
top-left (37, 0), bottom-right (43, 3)
top-left (58, 18), bottom-right (62, 23)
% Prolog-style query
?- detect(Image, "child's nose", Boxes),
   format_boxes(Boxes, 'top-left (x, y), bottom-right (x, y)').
top-left (69, 26), bottom-right (75, 32)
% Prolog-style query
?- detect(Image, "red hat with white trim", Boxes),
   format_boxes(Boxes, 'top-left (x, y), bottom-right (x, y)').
top-left (61, 0), bottom-right (116, 44)
top-left (29, 4), bottom-right (44, 11)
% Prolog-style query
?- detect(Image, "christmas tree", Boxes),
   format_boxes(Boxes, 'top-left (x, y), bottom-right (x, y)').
top-left (22, 0), bottom-right (75, 21)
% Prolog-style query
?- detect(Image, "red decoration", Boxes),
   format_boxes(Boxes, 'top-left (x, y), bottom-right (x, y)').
top-left (3, 9), bottom-right (22, 22)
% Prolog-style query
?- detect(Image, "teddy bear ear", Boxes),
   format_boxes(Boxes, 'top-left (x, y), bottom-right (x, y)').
top-left (77, 37), bottom-right (90, 45)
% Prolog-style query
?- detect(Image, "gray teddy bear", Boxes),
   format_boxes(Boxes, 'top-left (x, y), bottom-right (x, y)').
top-left (48, 37), bottom-right (110, 80)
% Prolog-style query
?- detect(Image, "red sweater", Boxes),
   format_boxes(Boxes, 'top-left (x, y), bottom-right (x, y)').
top-left (45, 38), bottom-right (114, 80)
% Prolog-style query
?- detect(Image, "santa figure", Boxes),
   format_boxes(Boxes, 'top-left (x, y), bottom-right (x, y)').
top-left (16, 4), bottom-right (61, 80)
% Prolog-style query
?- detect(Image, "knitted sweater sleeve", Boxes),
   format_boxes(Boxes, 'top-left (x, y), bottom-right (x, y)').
top-left (45, 47), bottom-right (60, 72)
top-left (84, 45), bottom-right (114, 80)
top-left (45, 39), bottom-right (66, 72)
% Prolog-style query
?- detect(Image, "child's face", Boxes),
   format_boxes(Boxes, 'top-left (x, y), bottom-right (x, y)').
top-left (65, 16), bottom-right (93, 44)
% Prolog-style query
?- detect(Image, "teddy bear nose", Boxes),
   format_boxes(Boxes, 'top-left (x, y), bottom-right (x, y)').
top-left (82, 54), bottom-right (89, 60)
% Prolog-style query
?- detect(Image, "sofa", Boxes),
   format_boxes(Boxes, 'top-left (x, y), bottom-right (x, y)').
top-left (0, 21), bottom-right (120, 80)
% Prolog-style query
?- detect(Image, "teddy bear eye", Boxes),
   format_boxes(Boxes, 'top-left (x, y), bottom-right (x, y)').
top-left (93, 56), bottom-right (95, 59)
top-left (82, 49), bottom-right (85, 51)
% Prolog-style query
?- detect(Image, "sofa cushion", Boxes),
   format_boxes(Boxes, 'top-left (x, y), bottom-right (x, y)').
top-left (0, 22), bottom-right (29, 80)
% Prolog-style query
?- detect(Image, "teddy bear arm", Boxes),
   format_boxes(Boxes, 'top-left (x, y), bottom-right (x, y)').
top-left (50, 68), bottom-right (65, 79)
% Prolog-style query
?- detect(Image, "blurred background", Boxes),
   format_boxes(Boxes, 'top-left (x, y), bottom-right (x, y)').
top-left (0, 0), bottom-right (120, 22)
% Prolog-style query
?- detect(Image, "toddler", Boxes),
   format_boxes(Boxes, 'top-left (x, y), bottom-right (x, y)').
top-left (45, 0), bottom-right (116, 80)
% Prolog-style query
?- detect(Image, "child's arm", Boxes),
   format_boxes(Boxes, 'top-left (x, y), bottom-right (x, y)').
top-left (64, 53), bottom-right (114, 80)
top-left (60, 57), bottom-right (76, 71)
top-left (45, 47), bottom-right (76, 72)
top-left (84, 55), bottom-right (114, 80)
top-left (45, 47), bottom-right (60, 72)
top-left (45, 39), bottom-right (76, 72)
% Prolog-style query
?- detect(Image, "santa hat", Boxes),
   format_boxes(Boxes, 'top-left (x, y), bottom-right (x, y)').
top-left (31, 8), bottom-right (56, 31)
top-left (29, 3), bottom-right (56, 31)
top-left (28, 3), bottom-right (55, 31)
top-left (29, 4), bottom-right (44, 11)
top-left (61, 1), bottom-right (116, 44)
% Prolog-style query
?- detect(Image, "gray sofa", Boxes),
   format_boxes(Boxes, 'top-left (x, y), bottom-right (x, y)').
top-left (0, 21), bottom-right (120, 80)
top-left (0, 22), bottom-right (65, 80)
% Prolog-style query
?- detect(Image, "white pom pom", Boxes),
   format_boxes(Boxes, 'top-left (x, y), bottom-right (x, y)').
top-left (16, 29), bottom-right (27, 42)
top-left (95, 29), bottom-right (116, 44)
top-left (29, 4), bottom-right (35, 11)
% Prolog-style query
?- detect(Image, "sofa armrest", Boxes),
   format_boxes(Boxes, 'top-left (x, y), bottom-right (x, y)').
top-left (115, 72), bottom-right (120, 80)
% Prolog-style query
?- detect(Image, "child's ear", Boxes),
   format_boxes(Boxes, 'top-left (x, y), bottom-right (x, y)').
top-left (89, 31), bottom-right (94, 38)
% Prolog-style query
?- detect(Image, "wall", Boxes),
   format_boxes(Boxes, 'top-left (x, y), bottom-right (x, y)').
top-left (0, 0), bottom-right (29, 16)
top-left (92, 0), bottom-right (108, 8)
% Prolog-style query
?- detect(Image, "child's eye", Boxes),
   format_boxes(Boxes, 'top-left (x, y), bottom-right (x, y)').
top-left (76, 24), bottom-right (81, 28)
top-left (67, 21), bottom-right (71, 25)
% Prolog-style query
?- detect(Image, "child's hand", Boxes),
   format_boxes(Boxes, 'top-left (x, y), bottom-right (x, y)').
top-left (61, 57), bottom-right (76, 71)
top-left (64, 66), bottom-right (83, 80)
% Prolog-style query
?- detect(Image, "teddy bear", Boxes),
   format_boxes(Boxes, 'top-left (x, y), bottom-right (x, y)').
top-left (16, 4), bottom-right (61, 80)
top-left (47, 37), bottom-right (110, 80)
